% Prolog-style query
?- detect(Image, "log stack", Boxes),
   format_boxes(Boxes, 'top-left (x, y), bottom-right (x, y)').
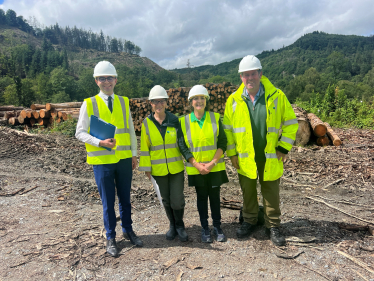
top-left (1, 103), bottom-right (82, 127)
top-left (130, 82), bottom-right (239, 131)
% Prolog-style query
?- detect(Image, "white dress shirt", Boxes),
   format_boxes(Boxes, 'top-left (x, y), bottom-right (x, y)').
top-left (75, 91), bottom-right (137, 156)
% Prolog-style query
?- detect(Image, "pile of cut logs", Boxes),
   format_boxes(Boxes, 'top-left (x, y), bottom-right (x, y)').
top-left (0, 103), bottom-right (82, 126)
top-left (130, 82), bottom-right (238, 131)
top-left (293, 105), bottom-right (342, 147)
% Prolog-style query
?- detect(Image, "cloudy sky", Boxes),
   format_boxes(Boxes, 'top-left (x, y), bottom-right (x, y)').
top-left (1, 0), bottom-right (373, 70)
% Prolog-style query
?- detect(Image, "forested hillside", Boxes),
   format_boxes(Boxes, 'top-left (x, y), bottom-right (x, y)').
top-left (0, 9), bottom-right (177, 106)
top-left (172, 31), bottom-right (374, 128)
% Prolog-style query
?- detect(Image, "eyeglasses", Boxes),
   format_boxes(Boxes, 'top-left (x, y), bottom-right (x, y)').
top-left (97, 77), bottom-right (115, 82)
top-left (151, 100), bottom-right (166, 105)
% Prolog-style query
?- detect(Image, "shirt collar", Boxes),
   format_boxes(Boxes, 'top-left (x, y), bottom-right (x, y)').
top-left (191, 111), bottom-right (206, 123)
top-left (98, 91), bottom-right (115, 100)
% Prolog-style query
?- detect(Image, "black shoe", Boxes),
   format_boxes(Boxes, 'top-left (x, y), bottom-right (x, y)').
top-left (106, 238), bottom-right (119, 257)
top-left (236, 222), bottom-right (256, 238)
top-left (173, 209), bottom-right (188, 242)
top-left (213, 227), bottom-right (227, 242)
top-left (201, 227), bottom-right (212, 243)
top-left (266, 227), bottom-right (286, 246)
top-left (124, 231), bottom-right (143, 247)
top-left (164, 206), bottom-right (177, 240)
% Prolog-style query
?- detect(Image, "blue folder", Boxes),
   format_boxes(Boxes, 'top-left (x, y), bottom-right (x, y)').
top-left (89, 115), bottom-right (116, 151)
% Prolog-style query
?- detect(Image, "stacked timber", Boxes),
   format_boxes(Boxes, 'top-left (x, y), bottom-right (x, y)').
top-left (1, 103), bottom-right (82, 127)
top-left (130, 82), bottom-right (239, 132)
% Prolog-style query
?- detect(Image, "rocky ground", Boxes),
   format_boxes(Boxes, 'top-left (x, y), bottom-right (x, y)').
top-left (0, 125), bottom-right (374, 281)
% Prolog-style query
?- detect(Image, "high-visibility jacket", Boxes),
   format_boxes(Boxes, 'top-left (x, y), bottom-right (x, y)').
top-left (85, 94), bottom-right (132, 165)
top-left (138, 117), bottom-right (184, 176)
top-left (223, 76), bottom-right (298, 181)
top-left (180, 111), bottom-right (225, 175)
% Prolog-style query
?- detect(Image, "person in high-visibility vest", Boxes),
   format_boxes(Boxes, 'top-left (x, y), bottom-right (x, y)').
top-left (179, 85), bottom-right (228, 243)
top-left (75, 61), bottom-right (143, 257)
top-left (139, 85), bottom-right (188, 242)
top-left (223, 55), bottom-right (298, 246)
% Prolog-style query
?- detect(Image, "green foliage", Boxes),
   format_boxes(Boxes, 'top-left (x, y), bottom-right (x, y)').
top-left (48, 118), bottom-right (78, 137)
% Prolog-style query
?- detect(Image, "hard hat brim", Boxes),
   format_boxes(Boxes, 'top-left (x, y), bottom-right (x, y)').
top-left (93, 74), bottom-right (118, 78)
top-left (149, 96), bottom-right (168, 100)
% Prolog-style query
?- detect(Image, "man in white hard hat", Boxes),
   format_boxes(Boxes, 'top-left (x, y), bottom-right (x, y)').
top-left (76, 61), bottom-right (143, 257)
top-left (223, 55), bottom-right (298, 246)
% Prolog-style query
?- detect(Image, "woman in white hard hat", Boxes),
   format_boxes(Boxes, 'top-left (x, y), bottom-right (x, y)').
top-left (139, 85), bottom-right (188, 242)
top-left (178, 85), bottom-right (228, 243)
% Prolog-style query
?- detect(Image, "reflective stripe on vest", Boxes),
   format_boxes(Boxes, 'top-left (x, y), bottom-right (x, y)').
top-left (184, 111), bottom-right (217, 153)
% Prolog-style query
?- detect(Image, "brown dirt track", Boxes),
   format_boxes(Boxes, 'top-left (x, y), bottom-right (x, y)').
top-left (0, 125), bottom-right (373, 281)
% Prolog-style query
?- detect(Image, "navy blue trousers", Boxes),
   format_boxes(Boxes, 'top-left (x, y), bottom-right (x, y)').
top-left (93, 158), bottom-right (133, 240)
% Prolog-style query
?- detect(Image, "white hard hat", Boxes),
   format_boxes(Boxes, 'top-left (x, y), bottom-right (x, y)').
top-left (238, 55), bottom-right (262, 73)
top-left (188, 85), bottom-right (209, 100)
top-left (93, 61), bottom-right (118, 78)
top-left (149, 85), bottom-right (168, 100)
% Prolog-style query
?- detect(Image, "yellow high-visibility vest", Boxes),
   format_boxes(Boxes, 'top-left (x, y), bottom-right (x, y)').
top-left (180, 111), bottom-right (225, 175)
top-left (223, 76), bottom-right (298, 181)
top-left (139, 117), bottom-right (184, 176)
top-left (85, 94), bottom-right (132, 165)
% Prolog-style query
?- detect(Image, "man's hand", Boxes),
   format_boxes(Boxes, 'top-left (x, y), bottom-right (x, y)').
top-left (99, 138), bottom-right (116, 149)
top-left (276, 150), bottom-right (287, 162)
top-left (132, 156), bottom-right (138, 170)
top-left (230, 155), bottom-right (240, 169)
top-left (145, 172), bottom-right (151, 180)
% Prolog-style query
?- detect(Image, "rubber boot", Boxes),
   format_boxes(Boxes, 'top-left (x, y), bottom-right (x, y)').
top-left (164, 206), bottom-right (177, 240)
top-left (173, 209), bottom-right (188, 242)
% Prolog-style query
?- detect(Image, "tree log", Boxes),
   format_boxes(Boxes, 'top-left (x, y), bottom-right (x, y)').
top-left (0, 106), bottom-right (23, 111)
top-left (20, 109), bottom-right (33, 119)
top-left (316, 135), bottom-right (330, 146)
top-left (30, 104), bottom-right (46, 110)
top-left (8, 117), bottom-right (19, 125)
top-left (17, 115), bottom-right (29, 124)
top-left (32, 110), bottom-right (40, 119)
top-left (39, 109), bottom-right (51, 118)
top-left (46, 102), bottom-right (83, 111)
top-left (37, 118), bottom-right (50, 126)
top-left (30, 118), bottom-right (36, 126)
top-left (0, 119), bottom-right (7, 125)
top-left (307, 113), bottom-right (327, 137)
top-left (324, 122), bottom-right (342, 146)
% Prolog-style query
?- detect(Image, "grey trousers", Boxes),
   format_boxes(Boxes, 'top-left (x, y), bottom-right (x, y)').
top-left (153, 171), bottom-right (185, 210)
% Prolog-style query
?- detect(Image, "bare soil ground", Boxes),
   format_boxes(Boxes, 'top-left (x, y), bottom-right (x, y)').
top-left (0, 125), bottom-right (373, 281)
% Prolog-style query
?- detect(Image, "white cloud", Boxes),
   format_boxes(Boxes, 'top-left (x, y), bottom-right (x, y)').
top-left (1, 0), bottom-right (374, 69)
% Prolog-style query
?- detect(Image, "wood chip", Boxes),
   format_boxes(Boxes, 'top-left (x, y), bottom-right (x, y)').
top-left (275, 250), bottom-right (304, 259)
top-left (175, 270), bottom-right (183, 281)
top-left (47, 210), bottom-right (64, 213)
top-left (186, 263), bottom-right (202, 270)
top-left (19, 185), bottom-right (38, 195)
top-left (285, 236), bottom-right (317, 243)
top-left (338, 223), bottom-right (369, 231)
top-left (163, 257), bottom-right (180, 269)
